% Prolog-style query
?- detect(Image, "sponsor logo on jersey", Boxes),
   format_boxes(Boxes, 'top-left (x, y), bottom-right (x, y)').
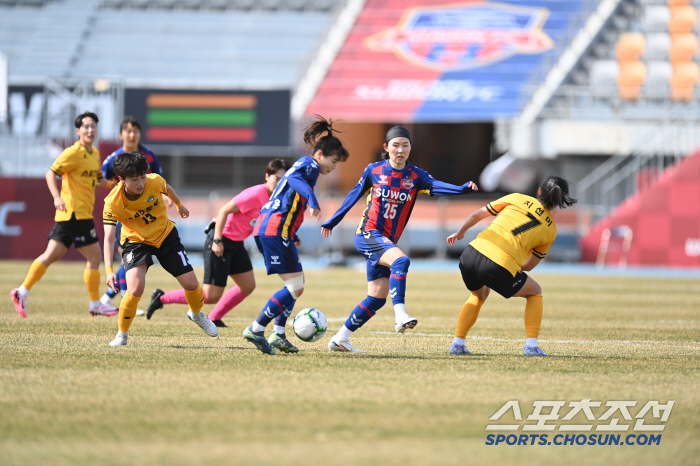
top-left (270, 255), bottom-right (281, 265)
top-left (401, 178), bottom-right (414, 190)
top-left (282, 238), bottom-right (290, 247)
top-left (249, 218), bottom-right (257, 227)
top-left (126, 252), bottom-right (134, 264)
top-left (374, 187), bottom-right (414, 203)
top-left (379, 174), bottom-right (390, 185)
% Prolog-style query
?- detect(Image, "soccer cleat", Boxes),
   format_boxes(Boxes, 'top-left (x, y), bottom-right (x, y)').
top-left (268, 331), bottom-right (299, 353)
top-left (328, 337), bottom-right (364, 353)
top-left (242, 326), bottom-right (276, 355)
top-left (394, 315), bottom-right (418, 334)
top-left (523, 346), bottom-right (547, 357)
top-left (135, 309), bottom-right (146, 316)
top-left (448, 343), bottom-right (471, 355)
top-left (146, 288), bottom-right (165, 319)
top-left (89, 303), bottom-right (119, 317)
top-left (211, 319), bottom-right (228, 328)
top-left (10, 289), bottom-right (27, 318)
top-left (187, 310), bottom-right (219, 338)
top-left (109, 333), bottom-right (128, 346)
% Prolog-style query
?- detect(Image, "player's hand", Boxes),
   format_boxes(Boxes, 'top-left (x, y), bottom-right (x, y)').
top-left (178, 205), bottom-right (189, 218)
top-left (321, 227), bottom-right (332, 238)
top-left (447, 232), bottom-right (464, 247)
top-left (294, 236), bottom-right (302, 247)
top-left (106, 272), bottom-right (119, 293)
top-left (53, 196), bottom-right (66, 212)
top-left (212, 241), bottom-right (224, 257)
top-left (465, 181), bottom-right (479, 192)
top-left (310, 208), bottom-right (321, 221)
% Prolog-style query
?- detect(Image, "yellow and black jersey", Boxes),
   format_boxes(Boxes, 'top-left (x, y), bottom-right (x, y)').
top-left (49, 141), bottom-right (102, 222)
top-left (470, 193), bottom-right (557, 276)
top-left (103, 174), bottom-right (174, 248)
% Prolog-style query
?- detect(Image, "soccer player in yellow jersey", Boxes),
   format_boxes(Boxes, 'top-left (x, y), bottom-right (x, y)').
top-left (9, 111), bottom-right (118, 318)
top-left (446, 176), bottom-right (577, 356)
top-left (103, 151), bottom-right (218, 346)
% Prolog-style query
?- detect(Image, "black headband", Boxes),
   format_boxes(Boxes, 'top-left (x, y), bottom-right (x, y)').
top-left (385, 126), bottom-right (411, 144)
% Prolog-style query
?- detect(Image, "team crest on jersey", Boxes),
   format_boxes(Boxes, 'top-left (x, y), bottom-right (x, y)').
top-left (379, 174), bottom-right (390, 185)
top-left (382, 236), bottom-right (392, 243)
top-left (126, 252), bottom-right (134, 264)
top-left (90, 228), bottom-right (97, 238)
top-left (364, 2), bottom-right (552, 71)
top-left (147, 196), bottom-right (154, 202)
top-left (401, 177), bottom-right (414, 190)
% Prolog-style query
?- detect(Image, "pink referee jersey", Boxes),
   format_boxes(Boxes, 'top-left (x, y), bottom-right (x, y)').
top-left (222, 184), bottom-right (270, 241)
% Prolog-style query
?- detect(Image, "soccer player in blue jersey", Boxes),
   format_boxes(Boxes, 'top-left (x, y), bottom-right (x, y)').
top-left (321, 126), bottom-right (478, 353)
top-left (99, 116), bottom-right (168, 313)
top-left (242, 116), bottom-right (349, 354)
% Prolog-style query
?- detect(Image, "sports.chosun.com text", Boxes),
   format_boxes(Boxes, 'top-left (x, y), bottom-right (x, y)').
top-left (485, 433), bottom-right (662, 446)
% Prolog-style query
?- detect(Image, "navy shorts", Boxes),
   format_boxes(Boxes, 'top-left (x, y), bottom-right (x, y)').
top-left (48, 214), bottom-right (99, 249)
top-left (354, 231), bottom-right (396, 282)
top-left (255, 235), bottom-right (303, 275)
top-left (203, 230), bottom-right (253, 286)
top-left (458, 245), bottom-right (528, 299)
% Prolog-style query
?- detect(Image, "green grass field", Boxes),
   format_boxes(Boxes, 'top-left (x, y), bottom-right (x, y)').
top-left (1, 260), bottom-right (699, 466)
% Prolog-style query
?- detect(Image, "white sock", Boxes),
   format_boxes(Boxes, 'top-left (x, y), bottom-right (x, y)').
top-left (335, 325), bottom-right (353, 341)
top-left (100, 294), bottom-right (113, 305)
top-left (18, 285), bottom-right (29, 297)
top-left (526, 338), bottom-right (538, 347)
top-left (190, 310), bottom-right (203, 320)
top-left (121, 289), bottom-right (126, 297)
top-left (394, 303), bottom-right (408, 320)
top-left (273, 325), bottom-right (285, 335)
top-left (251, 321), bottom-right (266, 333)
top-left (117, 331), bottom-right (128, 337)
top-left (90, 300), bottom-right (101, 308)
top-left (453, 337), bottom-right (465, 346)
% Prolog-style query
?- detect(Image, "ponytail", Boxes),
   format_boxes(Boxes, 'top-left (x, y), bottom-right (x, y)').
top-left (303, 115), bottom-right (349, 161)
top-left (537, 176), bottom-right (577, 210)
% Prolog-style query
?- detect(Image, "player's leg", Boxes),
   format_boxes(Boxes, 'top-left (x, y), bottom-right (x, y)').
top-left (513, 277), bottom-right (545, 356)
top-left (109, 263), bottom-right (147, 346)
top-left (450, 247), bottom-right (489, 355)
top-left (208, 241), bottom-right (255, 327)
top-left (77, 241), bottom-right (118, 317)
top-left (101, 223), bottom-right (124, 305)
top-left (329, 275), bottom-right (388, 354)
top-left (266, 272), bottom-right (303, 353)
top-left (10, 228), bottom-right (69, 317)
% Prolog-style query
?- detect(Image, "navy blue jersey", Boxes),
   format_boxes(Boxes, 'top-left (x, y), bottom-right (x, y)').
top-left (101, 145), bottom-right (164, 180)
top-left (322, 160), bottom-right (474, 243)
top-left (253, 156), bottom-right (320, 239)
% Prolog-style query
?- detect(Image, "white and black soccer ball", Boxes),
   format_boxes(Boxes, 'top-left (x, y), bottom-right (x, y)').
top-left (292, 308), bottom-right (327, 342)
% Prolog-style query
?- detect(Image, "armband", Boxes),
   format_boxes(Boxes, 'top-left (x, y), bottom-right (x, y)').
top-left (176, 202), bottom-right (183, 208)
top-left (106, 266), bottom-right (114, 274)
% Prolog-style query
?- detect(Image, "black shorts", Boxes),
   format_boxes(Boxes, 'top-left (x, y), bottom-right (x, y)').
top-left (47, 214), bottom-right (98, 248)
top-left (458, 245), bottom-right (528, 299)
top-left (202, 230), bottom-right (253, 287)
top-left (121, 227), bottom-right (193, 277)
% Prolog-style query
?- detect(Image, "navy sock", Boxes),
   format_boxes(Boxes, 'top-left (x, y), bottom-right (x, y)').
top-left (117, 265), bottom-right (127, 294)
top-left (344, 296), bottom-right (386, 331)
top-left (389, 256), bottom-right (410, 306)
top-left (255, 287), bottom-right (296, 327)
top-left (105, 286), bottom-right (118, 299)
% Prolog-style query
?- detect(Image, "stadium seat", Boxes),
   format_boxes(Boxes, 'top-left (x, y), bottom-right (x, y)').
top-left (669, 5), bottom-right (697, 33)
top-left (590, 60), bottom-right (620, 93)
top-left (669, 32), bottom-right (698, 62)
top-left (597, 226), bottom-right (633, 269)
top-left (645, 61), bottom-right (673, 97)
top-left (642, 5), bottom-right (671, 32)
top-left (615, 33), bottom-right (645, 61)
top-left (667, 0), bottom-right (690, 5)
top-left (670, 60), bottom-right (700, 100)
top-left (645, 33), bottom-right (671, 60)
top-left (617, 60), bottom-right (647, 100)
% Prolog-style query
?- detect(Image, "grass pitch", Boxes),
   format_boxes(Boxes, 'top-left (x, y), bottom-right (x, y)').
top-left (1, 260), bottom-right (699, 466)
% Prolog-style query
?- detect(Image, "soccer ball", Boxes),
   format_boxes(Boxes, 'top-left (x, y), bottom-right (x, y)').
top-left (292, 308), bottom-right (327, 342)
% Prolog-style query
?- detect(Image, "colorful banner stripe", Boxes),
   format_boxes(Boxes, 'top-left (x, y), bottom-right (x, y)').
top-left (146, 93), bottom-right (257, 143)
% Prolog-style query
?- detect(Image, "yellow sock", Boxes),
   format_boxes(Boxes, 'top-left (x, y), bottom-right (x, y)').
top-left (84, 268), bottom-right (101, 301)
top-left (118, 292), bottom-right (141, 332)
top-left (184, 283), bottom-right (204, 314)
top-left (22, 260), bottom-right (48, 290)
top-left (524, 294), bottom-right (544, 338)
top-left (455, 293), bottom-right (485, 339)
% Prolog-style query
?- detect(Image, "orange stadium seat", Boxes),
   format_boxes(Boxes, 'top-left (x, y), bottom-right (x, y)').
top-left (669, 5), bottom-right (698, 33)
top-left (615, 33), bottom-right (646, 61)
top-left (669, 32), bottom-right (699, 62)
top-left (667, 0), bottom-right (690, 5)
top-left (670, 60), bottom-right (700, 100)
top-left (617, 60), bottom-right (647, 100)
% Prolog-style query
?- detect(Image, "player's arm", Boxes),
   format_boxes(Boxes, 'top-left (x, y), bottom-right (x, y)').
top-left (446, 206), bottom-right (491, 246)
top-left (211, 198), bottom-right (241, 257)
top-left (430, 179), bottom-right (479, 196)
top-left (95, 177), bottom-right (114, 188)
top-left (321, 166), bottom-right (372, 237)
top-left (103, 220), bottom-right (118, 292)
top-left (45, 169), bottom-right (66, 212)
top-left (521, 254), bottom-right (543, 272)
top-left (285, 170), bottom-right (321, 220)
top-left (165, 184), bottom-right (189, 219)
